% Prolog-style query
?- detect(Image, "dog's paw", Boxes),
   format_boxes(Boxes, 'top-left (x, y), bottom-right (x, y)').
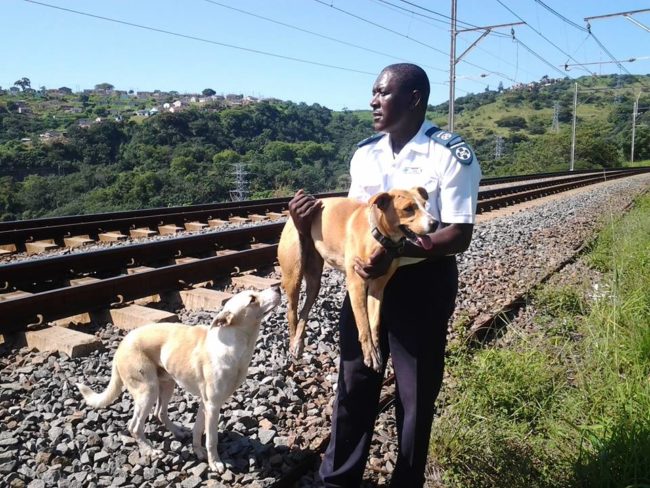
top-left (290, 338), bottom-right (304, 358)
top-left (363, 347), bottom-right (383, 373)
top-left (209, 458), bottom-right (226, 474)
top-left (140, 446), bottom-right (164, 460)
top-left (193, 445), bottom-right (208, 461)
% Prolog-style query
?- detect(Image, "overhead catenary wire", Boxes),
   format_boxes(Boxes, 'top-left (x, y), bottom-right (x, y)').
top-left (23, 0), bottom-right (379, 77)
top-left (370, 0), bottom-right (536, 79)
top-left (313, 0), bottom-right (518, 84)
top-left (533, 0), bottom-right (589, 33)
top-left (311, 0), bottom-right (448, 57)
top-left (396, 0), bottom-right (510, 35)
top-left (202, 0), bottom-right (447, 73)
top-left (510, 33), bottom-right (570, 78)
top-left (496, 0), bottom-right (596, 76)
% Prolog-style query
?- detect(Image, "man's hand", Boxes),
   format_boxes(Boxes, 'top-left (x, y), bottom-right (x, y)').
top-left (288, 189), bottom-right (322, 238)
top-left (354, 247), bottom-right (393, 280)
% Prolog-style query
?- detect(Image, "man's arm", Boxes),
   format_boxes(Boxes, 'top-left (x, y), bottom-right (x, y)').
top-left (353, 223), bottom-right (473, 280)
top-left (288, 189), bottom-right (322, 238)
top-left (403, 223), bottom-right (473, 257)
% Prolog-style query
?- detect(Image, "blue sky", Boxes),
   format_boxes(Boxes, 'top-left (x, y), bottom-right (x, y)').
top-left (4, 0), bottom-right (649, 110)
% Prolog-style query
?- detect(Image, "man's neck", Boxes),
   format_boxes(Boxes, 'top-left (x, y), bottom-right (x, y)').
top-left (389, 119), bottom-right (424, 156)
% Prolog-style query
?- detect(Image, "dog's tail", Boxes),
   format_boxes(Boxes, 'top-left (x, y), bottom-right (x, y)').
top-left (76, 361), bottom-right (123, 408)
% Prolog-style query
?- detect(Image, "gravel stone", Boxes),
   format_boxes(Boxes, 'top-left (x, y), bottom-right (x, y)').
top-left (0, 175), bottom-right (648, 487)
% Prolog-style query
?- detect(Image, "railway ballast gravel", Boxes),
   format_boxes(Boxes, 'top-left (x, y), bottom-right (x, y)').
top-left (1, 174), bottom-right (648, 488)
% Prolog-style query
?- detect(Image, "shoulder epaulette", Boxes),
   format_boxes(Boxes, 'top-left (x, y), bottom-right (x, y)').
top-left (425, 127), bottom-right (475, 165)
top-left (356, 133), bottom-right (385, 148)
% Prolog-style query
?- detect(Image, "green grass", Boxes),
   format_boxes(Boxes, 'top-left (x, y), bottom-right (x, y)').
top-left (429, 192), bottom-right (650, 488)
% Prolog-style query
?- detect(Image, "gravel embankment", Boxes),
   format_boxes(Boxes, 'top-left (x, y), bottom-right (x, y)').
top-left (1, 174), bottom-right (648, 488)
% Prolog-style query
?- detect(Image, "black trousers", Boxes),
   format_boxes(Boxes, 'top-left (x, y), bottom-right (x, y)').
top-left (319, 256), bottom-right (458, 488)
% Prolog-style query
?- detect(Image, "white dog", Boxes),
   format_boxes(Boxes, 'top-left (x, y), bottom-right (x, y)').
top-left (76, 286), bottom-right (281, 473)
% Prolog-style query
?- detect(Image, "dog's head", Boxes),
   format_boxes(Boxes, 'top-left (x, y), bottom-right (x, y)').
top-left (368, 187), bottom-right (438, 250)
top-left (210, 286), bottom-right (281, 329)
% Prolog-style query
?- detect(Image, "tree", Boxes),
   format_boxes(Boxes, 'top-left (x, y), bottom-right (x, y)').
top-left (496, 115), bottom-right (528, 129)
top-left (13, 77), bottom-right (31, 91)
top-left (58, 87), bottom-right (73, 94)
top-left (202, 88), bottom-right (216, 97)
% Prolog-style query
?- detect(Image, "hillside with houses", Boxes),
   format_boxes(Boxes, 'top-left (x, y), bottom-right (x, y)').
top-left (0, 74), bottom-right (648, 220)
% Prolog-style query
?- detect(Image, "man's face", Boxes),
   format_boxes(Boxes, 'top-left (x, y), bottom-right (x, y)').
top-left (370, 70), bottom-right (413, 133)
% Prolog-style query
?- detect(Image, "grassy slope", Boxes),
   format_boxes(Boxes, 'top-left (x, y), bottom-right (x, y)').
top-left (429, 192), bottom-right (650, 487)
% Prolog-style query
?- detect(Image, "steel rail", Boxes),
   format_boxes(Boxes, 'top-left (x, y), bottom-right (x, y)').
top-left (0, 246), bottom-right (277, 333)
top-left (0, 223), bottom-right (284, 290)
top-left (1, 168), bottom-right (647, 333)
top-left (2, 170), bottom-right (642, 250)
top-left (1, 170), bottom-right (644, 291)
top-left (1, 169), bottom-right (639, 236)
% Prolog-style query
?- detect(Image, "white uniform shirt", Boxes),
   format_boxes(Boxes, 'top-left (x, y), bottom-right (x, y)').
top-left (348, 120), bottom-right (482, 224)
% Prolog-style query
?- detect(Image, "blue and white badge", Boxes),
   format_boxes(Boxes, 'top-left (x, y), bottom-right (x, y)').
top-left (453, 144), bottom-right (474, 165)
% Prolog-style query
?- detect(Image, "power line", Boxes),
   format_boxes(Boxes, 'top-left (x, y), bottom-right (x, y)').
top-left (311, 0), bottom-right (448, 56)
top-left (586, 27), bottom-right (649, 90)
top-left (533, 0), bottom-right (588, 33)
top-left (24, 0), bottom-right (378, 77)
top-left (373, 0), bottom-right (533, 78)
top-left (372, 0), bottom-right (453, 27)
top-left (396, 0), bottom-right (510, 35)
top-left (202, 0), bottom-right (447, 73)
top-left (510, 32), bottom-right (569, 78)
top-left (496, 0), bottom-right (595, 76)
top-left (312, 0), bottom-right (518, 84)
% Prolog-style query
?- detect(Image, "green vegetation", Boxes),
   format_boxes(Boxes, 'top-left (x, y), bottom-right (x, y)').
top-left (0, 73), bottom-right (648, 220)
top-left (429, 193), bottom-right (650, 487)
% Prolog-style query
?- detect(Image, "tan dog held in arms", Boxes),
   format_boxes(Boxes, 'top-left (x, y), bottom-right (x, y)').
top-left (278, 187), bottom-right (437, 372)
top-left (76, 286), bottom-right (281, 473)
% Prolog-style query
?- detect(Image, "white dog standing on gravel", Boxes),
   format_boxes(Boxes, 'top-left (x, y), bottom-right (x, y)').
top-left (76, 286), bottom-right (281, 473)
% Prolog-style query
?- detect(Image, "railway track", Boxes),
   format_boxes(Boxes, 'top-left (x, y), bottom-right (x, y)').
top-left (0, 168), bottom-right (647, 334)
top-left (0, 168), bottom-right (649, 487)
top-left (0, 168), bottom-right (642, 255)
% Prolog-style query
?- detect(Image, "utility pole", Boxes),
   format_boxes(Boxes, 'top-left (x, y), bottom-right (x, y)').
top-left (448, 0), bottom-right (523, 131)
top-left (570, 82), bottom-right (578, 171)
top-left (229, 163), bottom-right (250, 201)
top-left (552, 101), bottom-right (560, 133)
top-left (448, 0), bottom-right (457, 131)
top-left (495, 135), bottom-right (504, 160)
top-left (631, 92), bottom-right (641, 163)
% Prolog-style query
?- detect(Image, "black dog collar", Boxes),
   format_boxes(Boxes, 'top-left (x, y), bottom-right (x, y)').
top-left (371, 227), bottom-right (406, 258)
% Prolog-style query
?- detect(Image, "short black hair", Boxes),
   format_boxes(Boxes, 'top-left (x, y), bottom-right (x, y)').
top-left (381, 63), bottom-right (430, 106)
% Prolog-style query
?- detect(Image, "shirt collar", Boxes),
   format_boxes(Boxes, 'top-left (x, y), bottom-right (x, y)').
top-left (371, 120), bottom-right (435, 155)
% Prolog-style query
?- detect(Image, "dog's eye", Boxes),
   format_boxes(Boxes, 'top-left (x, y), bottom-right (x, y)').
top-left (404, 205), bottom-right (415, 213)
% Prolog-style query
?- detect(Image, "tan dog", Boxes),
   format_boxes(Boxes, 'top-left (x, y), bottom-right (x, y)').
top-left (278, 187), bottom-right (437, 372)
top-left (76, 286), bottom-right (281, 473)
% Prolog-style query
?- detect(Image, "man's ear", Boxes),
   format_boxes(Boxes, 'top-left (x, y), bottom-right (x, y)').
top-left (369, 192), bottom-right (392, 210)
top-left (211, 310), bottom-right (233, 328)
top-left (410, 89), bottom-right (422, 109)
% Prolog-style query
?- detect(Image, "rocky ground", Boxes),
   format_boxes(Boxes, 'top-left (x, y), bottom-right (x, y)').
top-left (1, 174), bottom-right (648, 488)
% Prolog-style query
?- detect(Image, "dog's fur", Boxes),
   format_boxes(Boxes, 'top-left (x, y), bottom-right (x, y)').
top-left (278, 187), bottom-right (437, 372)
top-left (76, 286), bottom-right (281, 473)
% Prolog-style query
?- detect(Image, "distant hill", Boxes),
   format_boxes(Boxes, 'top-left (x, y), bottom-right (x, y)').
top-left (0, 74), bottom-right (648, 220)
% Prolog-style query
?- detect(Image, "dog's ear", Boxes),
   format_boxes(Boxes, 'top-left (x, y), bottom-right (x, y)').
top-left (412, 187), bottom-right (428, 201)
top-left (211, 310), bottom-right (234, 328)
top-left (368, 192), bottom-right (391, 210)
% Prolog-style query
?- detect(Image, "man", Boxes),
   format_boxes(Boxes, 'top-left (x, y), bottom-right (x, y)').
top-left (289, 63), bottom-right (481, 487)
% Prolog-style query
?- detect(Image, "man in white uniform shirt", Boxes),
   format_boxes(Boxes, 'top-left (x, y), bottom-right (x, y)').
top-left (289, 63), bottom-right (481, 487)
